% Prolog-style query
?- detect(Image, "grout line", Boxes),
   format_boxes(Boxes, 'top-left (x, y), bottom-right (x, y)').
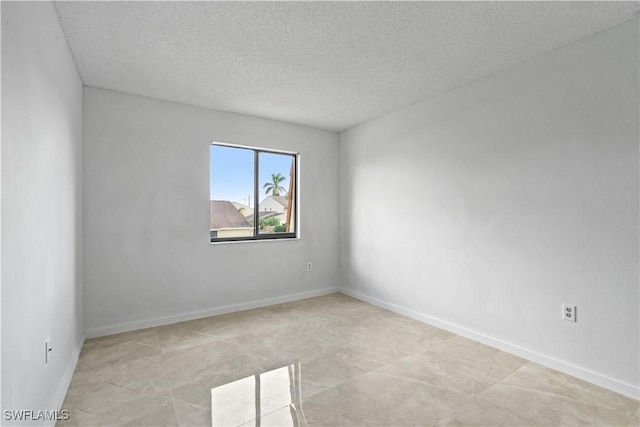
top-left (169, 389), bottom-right (180, 427)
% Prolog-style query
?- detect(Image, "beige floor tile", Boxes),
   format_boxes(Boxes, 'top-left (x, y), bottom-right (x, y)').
top-left (476, 362), bottom-right (638, 426)
top-left (266, 295), bottom-right (391, 334)
top-left (58, 406), bottom-right (100, 427)
top-left (171, 384), bottom-right (212, 427)
top-left (302, 371), bottom-right (472, 426)
top-left (156, 321), bottom-right (220, 353)
top-left (75, 329), bottom-right (161, 373)
top-left (62, 370), bottom-right (143, 418)
top-left (435, 397), bottom-right (538, 426)
top-left (239, 404), bottom-right (308, 427)
top-left (320, 316), bottom-right (455, 364)
top-left (629, 408), bottom-right (640, 427)
top-left (371, 336), bottom-right (527, 397)
top-left (82, 328), bottom-right (160, 353)
top-left (230, 321), bottom-right (348, 370)
top-left (191, 307), bottom-right (288, 341)
top-left (128, 340), bottom-right (258, 393)
top-left (61, 293), bottom-right (639, 427)
top-left (64, 392), bottom-right (178, 427)
top-left (298, 352), bottom-right (378, 398)
top-left (66, 339), bottom-right (258, 419)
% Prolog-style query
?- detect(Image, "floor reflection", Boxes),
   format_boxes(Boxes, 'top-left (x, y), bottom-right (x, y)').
top-left (211, 363), bottom-right (306, 427)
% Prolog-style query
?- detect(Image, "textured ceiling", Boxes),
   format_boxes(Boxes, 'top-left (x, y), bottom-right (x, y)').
top-left (54, 1), bottom-right (639, 132)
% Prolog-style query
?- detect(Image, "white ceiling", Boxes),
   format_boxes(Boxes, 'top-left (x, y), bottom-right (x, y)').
top-left (54, 1), bottom-right (639, 132)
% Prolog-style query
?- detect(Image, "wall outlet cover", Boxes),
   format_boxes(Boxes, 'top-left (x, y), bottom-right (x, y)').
top-left (563, 304), bottom-right (576, 322)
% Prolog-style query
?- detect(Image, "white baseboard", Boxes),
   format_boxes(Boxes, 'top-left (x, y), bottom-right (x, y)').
top-left (339, 288), bottom-right (639, 400)
top-left (85, 287), bottom-right (340, 339)
top-left (48, 333), bottom-right (85, 426)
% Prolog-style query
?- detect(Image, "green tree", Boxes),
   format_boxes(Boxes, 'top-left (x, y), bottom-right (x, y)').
top-left (259, 217), bottom-right (281, 228)
top-left (263, 173), bottom-right (286, 196)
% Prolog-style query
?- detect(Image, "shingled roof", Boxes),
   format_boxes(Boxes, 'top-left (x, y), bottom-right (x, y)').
top-left (210, 201), bottom-right (251, 230)
top-left (271, 196), bottom-right (289, 207)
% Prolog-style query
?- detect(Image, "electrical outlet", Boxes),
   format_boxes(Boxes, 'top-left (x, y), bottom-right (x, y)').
top-left (562, 304), bottom-right (576, 322)
top-left (306, 262), bottom-right (312, 272)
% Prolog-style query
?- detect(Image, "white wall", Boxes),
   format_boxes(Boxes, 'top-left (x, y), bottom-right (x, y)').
top-left (1, 1), bottom-right (84, 421)
top-left (82, 88), bottom-right (339, 336)
top-left (339, 19), bottom-right (639, 397)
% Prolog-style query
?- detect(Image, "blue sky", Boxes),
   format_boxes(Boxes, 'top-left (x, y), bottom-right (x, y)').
top-left (210, 145), bottom-right (293, 207)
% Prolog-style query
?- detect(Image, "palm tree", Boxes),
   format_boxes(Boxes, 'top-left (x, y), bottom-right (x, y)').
top-left (263, 173), bottom-right (287, 196)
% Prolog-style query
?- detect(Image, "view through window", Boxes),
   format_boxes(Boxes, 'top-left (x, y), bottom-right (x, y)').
top-left (210, 143), bottom-right (297, 242)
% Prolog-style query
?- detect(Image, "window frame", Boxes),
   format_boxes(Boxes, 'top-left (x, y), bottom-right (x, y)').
top-left (210, 142), bottom-right (298, 243)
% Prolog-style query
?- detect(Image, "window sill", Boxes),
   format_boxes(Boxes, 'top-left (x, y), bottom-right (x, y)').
top-left (210, 237), bottom-right (300, 246)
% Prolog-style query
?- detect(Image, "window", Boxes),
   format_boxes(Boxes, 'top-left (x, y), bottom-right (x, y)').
top-left (210, 143), bottom-right (297, 242)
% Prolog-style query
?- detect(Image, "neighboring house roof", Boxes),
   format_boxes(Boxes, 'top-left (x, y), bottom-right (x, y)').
top-left (210, 201), bottom-right (251, 230)
top-left (232, 202), bottom-right (251, 216)
top-left (271, 196), bottom-right (289, 207)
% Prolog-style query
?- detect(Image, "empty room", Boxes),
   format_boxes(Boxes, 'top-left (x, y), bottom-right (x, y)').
top-left (1, 1), bottom-right (639, 426)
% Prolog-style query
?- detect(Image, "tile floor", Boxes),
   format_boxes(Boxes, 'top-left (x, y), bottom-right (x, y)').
top-left (60, 293), bottom-right (639, 426)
